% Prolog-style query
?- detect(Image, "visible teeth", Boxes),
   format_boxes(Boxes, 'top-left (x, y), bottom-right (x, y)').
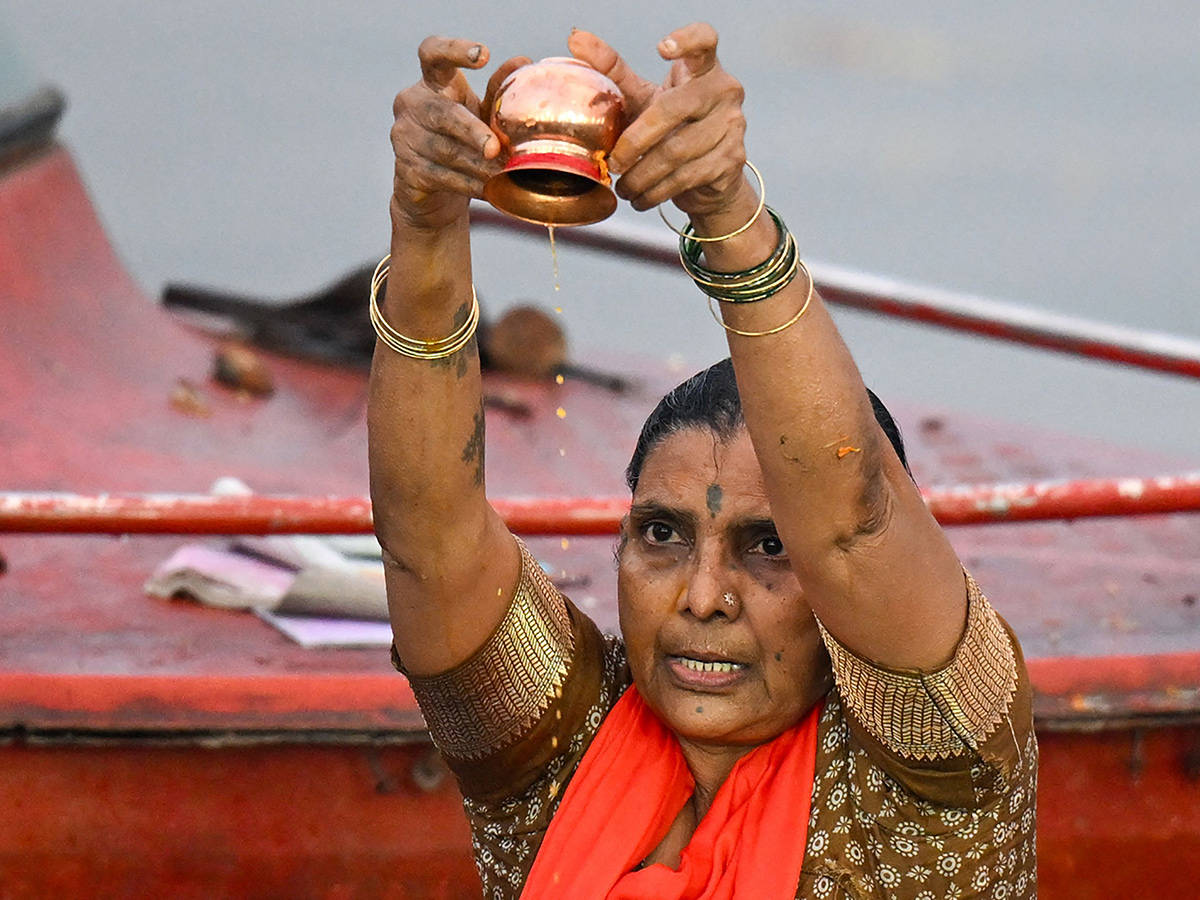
top-left (680, 658), bottom-right (740, 674)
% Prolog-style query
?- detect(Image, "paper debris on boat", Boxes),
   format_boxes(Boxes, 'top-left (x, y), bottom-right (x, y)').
top-left (145, 535), bottom-right (390, 647)
top-left (145, 544), bottom-right (295, 608)
top-left (256, 610), bottom-right (394, 649)
top-left (144, 477), bottom-right (391, 646)
top-left (275, 565), bottom-right (388, 621)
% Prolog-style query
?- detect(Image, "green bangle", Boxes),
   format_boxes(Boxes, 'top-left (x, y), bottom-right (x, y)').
top-left (679, 207), bottom-right (801, 303)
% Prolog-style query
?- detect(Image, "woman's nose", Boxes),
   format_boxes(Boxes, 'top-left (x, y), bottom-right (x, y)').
top-left (678, 548), bottom-right (739, 621)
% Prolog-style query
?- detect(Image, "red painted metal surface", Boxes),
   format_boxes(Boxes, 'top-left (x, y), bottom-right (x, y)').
top-left (0, 492), bottom-right (622, 536)
top-left (1037, 726), bottom-right (1200, 900)
top-left (1029, 651), bottom-right (1200, 725)
top-left (5, 473), bottom-right (1200, 535)
top-left (0, 671), bottom-right (425, 733)
top-left (927, 471), bottom-right (1200, 526)
top-left (0, 493), bottom-right (379, 536)
top-left (473, 207), bottom-right (1200, 381)
top-left (3, 145), bottom-right (1200, 898)
top-left (0, 741), bottom-right (479, 900)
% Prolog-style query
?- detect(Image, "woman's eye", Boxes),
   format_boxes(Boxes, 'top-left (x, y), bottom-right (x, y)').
top-left (643, 522), bottom-right (679, 544)
top-left (755, 535), bottom-right (786, 557)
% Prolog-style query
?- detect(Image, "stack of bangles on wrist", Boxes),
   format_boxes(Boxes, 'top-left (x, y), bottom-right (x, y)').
top-left (368, 254), bottom-right (481, 359)
top-left (681, 208), bottom-right (813, 337)
top-left (664, 162), bottom-right (813, 337)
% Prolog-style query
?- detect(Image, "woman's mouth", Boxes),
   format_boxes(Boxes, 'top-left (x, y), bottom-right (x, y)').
top-left (678, 658), bottom-right (742, 674)
top-left (666, 655), bottom-right (749, 689)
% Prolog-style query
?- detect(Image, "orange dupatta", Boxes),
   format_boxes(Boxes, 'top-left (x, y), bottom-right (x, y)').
top-left (520, 686), bottom-right (822, 900)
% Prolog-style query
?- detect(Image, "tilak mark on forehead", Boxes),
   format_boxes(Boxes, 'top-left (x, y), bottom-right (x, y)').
top-left (706, 483), bottom-right (723, 518)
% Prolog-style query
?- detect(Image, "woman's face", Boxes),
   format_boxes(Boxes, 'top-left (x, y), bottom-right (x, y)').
top-left (617, 427), bottom-right (831, 749)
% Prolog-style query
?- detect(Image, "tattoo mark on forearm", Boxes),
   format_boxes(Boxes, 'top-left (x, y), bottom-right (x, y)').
top-left (706, 484), bottom-right (723, 518)
top-left (461, 405), bottom-right (486, 487)
top-left (426, 303), bottom-right (475, 375)
top-left (455, 333), bottom-right (477, 379)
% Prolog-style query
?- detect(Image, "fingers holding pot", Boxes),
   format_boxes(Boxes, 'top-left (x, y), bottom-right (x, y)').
top-left (616, 118), bottom-right (747, 212)
top-left (610, 30), bottom-right (748, 216)
top-left (391, 37), bottom-right (508, 226)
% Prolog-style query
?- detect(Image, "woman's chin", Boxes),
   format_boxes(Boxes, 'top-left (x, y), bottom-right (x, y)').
top-left (651, 689), bottom-right (776, 748)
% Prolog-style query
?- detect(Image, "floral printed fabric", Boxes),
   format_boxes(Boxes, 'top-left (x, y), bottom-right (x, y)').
top-left (798, 693), bottom-right (1037, 899)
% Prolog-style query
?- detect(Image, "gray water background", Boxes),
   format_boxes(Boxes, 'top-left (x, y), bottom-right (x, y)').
top-left (2, 1), bottom-right (1198, 461)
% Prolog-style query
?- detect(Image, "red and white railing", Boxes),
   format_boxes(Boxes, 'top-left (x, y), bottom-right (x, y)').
top-left (3, 473), bottom-right (1200, 536)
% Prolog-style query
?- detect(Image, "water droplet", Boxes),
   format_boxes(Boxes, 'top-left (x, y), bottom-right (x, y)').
top-left (547, 225), bottom-right (560, 292)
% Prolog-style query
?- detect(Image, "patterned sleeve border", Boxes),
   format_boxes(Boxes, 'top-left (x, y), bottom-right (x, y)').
top-left (392, 538), bottom-right (575, 760)
top-left (816, 572), bottom-right (1019, 761)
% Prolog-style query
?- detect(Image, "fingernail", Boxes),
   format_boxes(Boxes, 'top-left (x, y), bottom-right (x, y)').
top-left (661, 38), bottom-right (678, 54)
top-left (468, 44), bottom-right (482, 62)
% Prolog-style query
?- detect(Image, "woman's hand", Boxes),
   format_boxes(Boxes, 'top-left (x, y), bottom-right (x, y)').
top-left (568, 23), bottom-right (749, 219)
top-left (390, 38), bottom-right (529, 231)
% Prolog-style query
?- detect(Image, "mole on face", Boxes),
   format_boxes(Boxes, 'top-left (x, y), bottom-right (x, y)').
top-left (706, 483), bottom-right (723, 518)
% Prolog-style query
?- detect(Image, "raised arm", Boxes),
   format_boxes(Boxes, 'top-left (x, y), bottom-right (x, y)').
top-left (369, 38), bottom-right (529, 676)
top-left (571, 25), bottom-right (966, 670)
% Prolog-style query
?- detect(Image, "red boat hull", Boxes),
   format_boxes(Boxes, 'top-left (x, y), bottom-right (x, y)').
top-left (0, 726), bottom-right (1197, 899)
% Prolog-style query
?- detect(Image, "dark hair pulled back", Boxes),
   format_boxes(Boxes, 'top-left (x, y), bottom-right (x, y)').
top-left (624, 358), bottom-right (910, 493)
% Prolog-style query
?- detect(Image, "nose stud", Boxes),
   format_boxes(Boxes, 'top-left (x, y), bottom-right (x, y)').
top-left (722, 592), bottom-right (736, 608)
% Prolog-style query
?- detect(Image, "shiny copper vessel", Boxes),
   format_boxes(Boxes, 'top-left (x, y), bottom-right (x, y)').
top-left (483, 57), bottom-right (625, 226)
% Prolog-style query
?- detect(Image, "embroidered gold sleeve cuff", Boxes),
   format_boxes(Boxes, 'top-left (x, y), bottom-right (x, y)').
top-left (392, 538), bottom-right (575, 760)
top-left (817, 572), bottom-right (1019, 761)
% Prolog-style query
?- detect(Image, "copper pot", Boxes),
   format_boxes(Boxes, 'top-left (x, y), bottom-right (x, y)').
top-left (483, 57), bottom-right (625, 227)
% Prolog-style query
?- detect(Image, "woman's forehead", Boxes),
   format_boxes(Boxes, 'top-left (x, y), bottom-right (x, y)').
top-left (634, 428), bottom-right (768, 507)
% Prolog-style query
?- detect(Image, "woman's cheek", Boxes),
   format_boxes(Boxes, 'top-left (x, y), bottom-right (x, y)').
top-left (619, 548), bottom-right (680, 599)
top-left (618, 559), bottom-right (681, 657)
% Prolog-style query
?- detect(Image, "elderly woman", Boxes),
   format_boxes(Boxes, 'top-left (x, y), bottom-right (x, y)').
top-left (369, 23), bottom-right (1037, 900)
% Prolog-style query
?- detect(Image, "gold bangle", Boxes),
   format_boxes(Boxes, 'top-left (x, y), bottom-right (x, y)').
top-left (708, 260), bottom-right (814, 337)
top-left (657, 161), bottom-right (766, 243)
top-left (369, 254), bottom-right (481, 359)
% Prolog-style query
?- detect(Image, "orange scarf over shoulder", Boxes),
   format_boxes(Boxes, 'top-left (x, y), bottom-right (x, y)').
top-left (520, 686), bottom-right (821, 900)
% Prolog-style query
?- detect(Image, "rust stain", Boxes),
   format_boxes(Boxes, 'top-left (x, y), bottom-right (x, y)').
top-left (168, 379), bottom-right (211, 419)
top-left (212, 342), bottom-right (274, 398)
